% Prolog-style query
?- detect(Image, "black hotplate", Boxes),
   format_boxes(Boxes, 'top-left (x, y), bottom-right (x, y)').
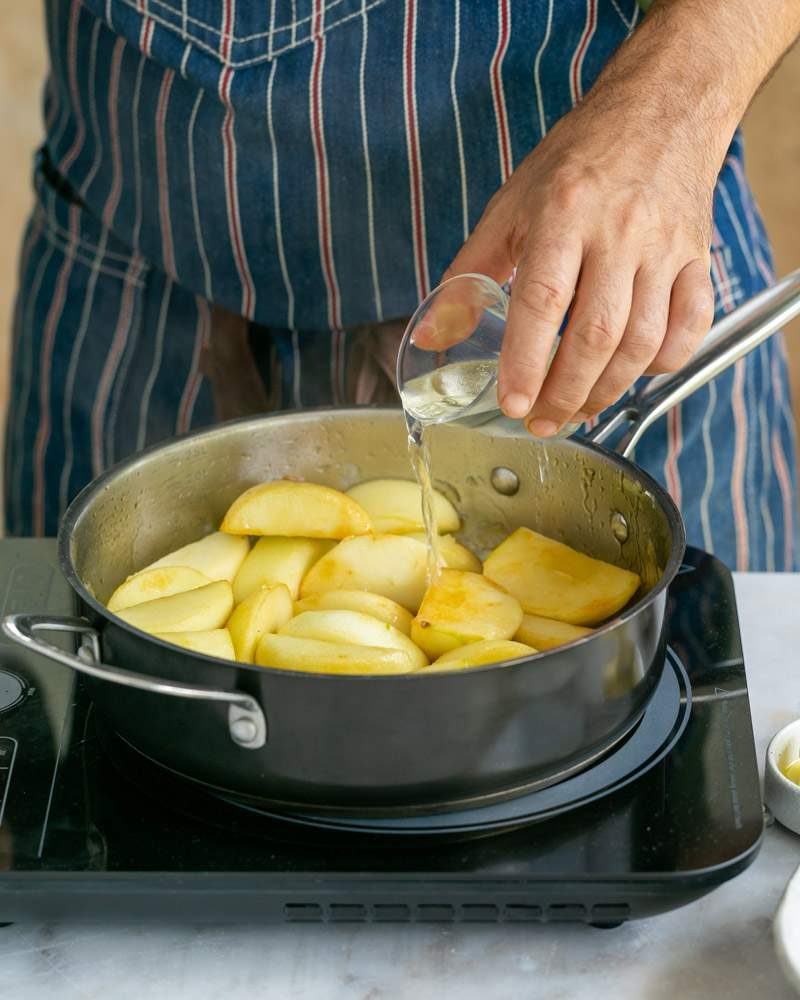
top-left (0, 541), bottom-right (764, 926)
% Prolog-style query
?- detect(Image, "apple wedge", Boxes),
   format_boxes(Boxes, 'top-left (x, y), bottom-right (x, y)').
top-left (346, 479), bottom-right (460, 534)
top-left (515, 614), bottom-right (594, 651)
top-left (221, 481), bottom-right (371, 538)
top-left (255, 634), bottom-right (417, 675)
top-left (233, 537), bottom-right (335, 604)
top-left (300, 534), bottom-right (429, 612)
top-left (281, 610), bottom-right (428, 669)
top-left (294, 590), bottom-right (413, 636)
top-left (107, 566), bottom-right (211, 613)
top-left (408, 533), bottom-right (481, 572)
top-left (153, 628), bottom-right (236, 660)
top-left (429, 639), bottom-right (537, 672)
top-left (411, 569), bottom-right (523, 660)
top-left (145, 531), bottom-right (250, 582)
top-left (114, 580), bottom-right (234, 635)
top-left (227, 584), bottom-right (294, 664)
top-left (483, 527), bottom-right (640, 626)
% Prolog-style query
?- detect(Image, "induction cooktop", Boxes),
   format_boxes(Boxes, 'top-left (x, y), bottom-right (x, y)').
top-left (0, 541), bottom-right (763, 926)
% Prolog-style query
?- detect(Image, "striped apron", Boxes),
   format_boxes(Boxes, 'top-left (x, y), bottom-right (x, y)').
top-left (6, 0), bottom-right (798, 571)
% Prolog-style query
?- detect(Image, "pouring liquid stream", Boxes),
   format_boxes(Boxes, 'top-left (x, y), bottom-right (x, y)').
top-left (406, 420), bottom-right (442, 583)
top-left (400, 360), bottom-right (500, 583)
top-left (400, 357), bottom-right (576, 581)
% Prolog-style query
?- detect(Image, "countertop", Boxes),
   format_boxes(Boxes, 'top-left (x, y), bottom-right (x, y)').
top-left (2, 573), bottom-right (800, 1000)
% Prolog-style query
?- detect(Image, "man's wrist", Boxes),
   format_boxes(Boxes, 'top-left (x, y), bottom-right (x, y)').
top-left (588, 2), bottom-right (746, 174)
top-left (586, 0), bottom-right (800, 179)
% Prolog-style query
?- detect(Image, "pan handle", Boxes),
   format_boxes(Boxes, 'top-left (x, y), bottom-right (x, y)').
top-left (588, 268), bottom-right (800, 457)
top-left (1, 613), bottom-right (267, 750)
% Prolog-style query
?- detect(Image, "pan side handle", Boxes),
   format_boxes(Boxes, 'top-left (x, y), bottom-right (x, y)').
top-left (588, 268), bottom-right (800, 457)
top-left (1, 613), bottom-right (267, 750)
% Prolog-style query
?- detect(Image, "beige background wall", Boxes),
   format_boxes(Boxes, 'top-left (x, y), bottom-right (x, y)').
top-left (1, 9), bottom-right (798, 458)
top-left (743, 44), bottom-right (800, 407)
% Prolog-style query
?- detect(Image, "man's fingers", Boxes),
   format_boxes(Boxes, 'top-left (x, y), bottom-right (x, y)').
top-left (496, 237), bottom-right (582, 419)
top-left (414, 196), bottom-right (516, 353)
top-left (522, 250), bottom-right (634, 434)
top-left (647, 258), bottom-right (714, 374)
top-left (411, 288), bottom-right (485, 351)
top-left (578, 267), bottom-right (670, 417)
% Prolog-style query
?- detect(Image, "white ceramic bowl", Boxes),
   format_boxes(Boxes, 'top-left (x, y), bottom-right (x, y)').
top-left (775, 864), bottom-right (800, 997)
top-left (765, 719), bottom-right (800, 835)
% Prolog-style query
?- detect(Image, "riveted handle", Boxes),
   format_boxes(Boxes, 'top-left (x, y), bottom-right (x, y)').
top-left (588, 268), bottom-right (800, 457)
top-left (1, 613), bottom-right (267, 749)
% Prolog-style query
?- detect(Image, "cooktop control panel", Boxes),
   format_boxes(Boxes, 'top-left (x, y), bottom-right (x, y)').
top-left (0, 540), bottom-right (77, 866)
top-left (0, 671), bottom-right (26, 714)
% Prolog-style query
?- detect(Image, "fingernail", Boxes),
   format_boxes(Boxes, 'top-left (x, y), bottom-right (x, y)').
top-left (411, 317), bottom-right (438, 347)
top-left (574, 412), bottom-right (591, 425)
top-left (500, 392), bottom-right (532, 419)
top-left (527, 418), bottom-right (559, 438)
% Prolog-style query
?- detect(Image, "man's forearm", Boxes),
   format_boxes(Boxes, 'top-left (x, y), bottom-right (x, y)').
top-left (590, 0), bottom-right (800, 173)
top-left (446, 0), bottom-right (799, 430)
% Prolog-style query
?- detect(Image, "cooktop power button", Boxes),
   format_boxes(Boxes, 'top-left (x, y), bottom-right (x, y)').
top-left (0, 670), bottom-right (27, 714)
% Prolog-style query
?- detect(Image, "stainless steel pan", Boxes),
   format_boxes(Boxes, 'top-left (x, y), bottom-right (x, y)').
top-left (4, 270), bottom-right (800, 815)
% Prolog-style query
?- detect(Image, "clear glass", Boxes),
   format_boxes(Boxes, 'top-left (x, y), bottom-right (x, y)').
top-left (396, 272), bottom-right (577, 436)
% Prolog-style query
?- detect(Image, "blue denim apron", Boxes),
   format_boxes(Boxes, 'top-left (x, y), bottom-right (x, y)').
top-left (6, 0), bottom-right (798, 570)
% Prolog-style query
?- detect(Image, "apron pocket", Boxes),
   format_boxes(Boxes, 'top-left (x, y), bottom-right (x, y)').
top-left (32, 147), bottom-right (148, 286)
top-left (80, 0), bottom-right (391, 72)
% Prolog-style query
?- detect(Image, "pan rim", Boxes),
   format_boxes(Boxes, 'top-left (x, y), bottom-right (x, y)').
top-left (58, 405), bottom-right (686, 681)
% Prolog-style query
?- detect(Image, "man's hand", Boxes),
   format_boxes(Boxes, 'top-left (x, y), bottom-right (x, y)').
top-left (443, 0), bottom-right (800, 436)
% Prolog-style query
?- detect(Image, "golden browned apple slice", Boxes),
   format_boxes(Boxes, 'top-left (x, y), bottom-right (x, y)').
top-left (145, 531), bottom-right (250, 582)
top-left (107, 566), bottom-right (211, 613)
top-left (346, 479), bottom-right (460, 534)
top-left (233, 537), bottom-right (335, 603)
top-left (411, 569), bottom-right (523, 660)
top-left (408, 533), bottom-right (481, 572)
top-left (153, 628), bottom-right (236, 660)
top-left (221, 481), bottom-right (371, 538)
top-left (227, 584), bottom-right (294, 664)
top-left (428, 639), bottom-right (537, 671)
top-left (483, 528), bottom-right (640, 626)
top-left (300, 534), bottom-right (428, 612)
top-left (515, 614), bottom-right (594, 651)
top-left (115, 580), bottom-right (234, 634)
top-left (255, 634), bottom-right (417, 675)
top-left (293, 589), bottom-right (413, 636)
top-left (281, 610), bottom-right (428, 669)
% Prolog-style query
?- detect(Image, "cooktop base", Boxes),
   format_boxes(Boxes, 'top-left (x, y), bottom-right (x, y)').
top-left (106, 649), bottom-right (689, 840)
top-left (0, 541), bottom-right (764, 925)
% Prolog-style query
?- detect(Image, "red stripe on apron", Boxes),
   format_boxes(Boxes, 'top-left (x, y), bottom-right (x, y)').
top-left (570, 0), bottom-right (597, 105)
top-left (177, 296), bottom-right (211, 434)
top-left (310, 0), bottom-right (341, 331)
top-left (490, 0), bottom-right (513, 183)
top-left (91, 256), bottom-right (147, 476)
top-left (664, 407), bottom-right (682, 507)
top-left (219, 1), bottom-right (256, 319)
top-left (155, 69), bottom-right (176, 278)
top-left (726, 155), bottom-right (794, 568)
top-left (58, 0), bottom-right (87, 175)
top-left (102, 38), bottom-right (125, 229)
top-left (403, 0), bottom-right (429, 299)
top-left (712, 241), bottom-right (749, 570)
top-left (32, 206), bottom-right (80, 534)
top-left (139, 1), bottom-right (154, 56)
